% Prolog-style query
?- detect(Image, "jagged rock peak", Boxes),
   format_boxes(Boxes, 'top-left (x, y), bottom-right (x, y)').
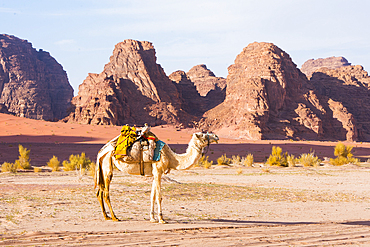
top-left (0, 34), bottom-right (73, 120)
top-left (64, 39), bottom-right (194, 126)
top-left (186, 64), bottom-right (226, 97)
top-left (187, 64), bottom-right (216, 79)
top-left (301, 56), bottom-right (351, 78)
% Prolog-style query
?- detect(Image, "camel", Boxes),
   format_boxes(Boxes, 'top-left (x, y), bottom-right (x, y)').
top-left (94, 131), bottom-right (219, 223)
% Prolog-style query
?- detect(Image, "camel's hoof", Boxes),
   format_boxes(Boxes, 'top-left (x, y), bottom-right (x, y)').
top-left (158, 219), bottom-right (167, 224)
top-left (150, 218), bottom-right (158, 223)
top-left (112, 217), bottom-right (120, 222)
top-left (104, 216), bottom-right (112, 221)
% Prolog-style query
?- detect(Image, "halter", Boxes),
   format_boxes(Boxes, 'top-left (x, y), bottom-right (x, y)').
top-left (202, 132), bottom-right (211, 157)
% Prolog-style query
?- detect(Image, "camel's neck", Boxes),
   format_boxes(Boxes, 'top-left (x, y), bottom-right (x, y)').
top-left (173, 136), bottom-right (205, 170)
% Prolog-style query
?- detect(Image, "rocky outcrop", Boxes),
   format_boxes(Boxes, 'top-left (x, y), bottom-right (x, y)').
top-left (169, 70), bottom-right (206, 117)
top-left (301, 56), bottom-right (351, 78)
top-left (169, 65), bottom-right (226, 117)
top-left (0, 34), bottom-right (73, 120)
top-left (309, 65), bottom-right (370, 141)
top-left (199, 42), bottom-right (328, 140)
top-left (64, 39), bottom-right (194, 126)
top-left (186, 64), bottom-right (227, 96)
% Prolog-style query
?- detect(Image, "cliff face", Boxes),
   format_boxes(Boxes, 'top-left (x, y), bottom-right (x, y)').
top-left (0, 34), bottom-right (73, 120)
top-left (64, 39), bottom-right (194, 126)
top-left (309, 65), bottom-right (370, 141)
top-left (169, 65), bottom-right (226, 117)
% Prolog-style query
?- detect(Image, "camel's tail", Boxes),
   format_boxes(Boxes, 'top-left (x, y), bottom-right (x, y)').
top-left (94, 152), bottom-right (107, 190)
top-left (95, 140), bottom-right (116, 190)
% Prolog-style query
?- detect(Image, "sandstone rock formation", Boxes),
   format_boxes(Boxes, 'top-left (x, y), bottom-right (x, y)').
top-left (197, 42), bottom-right (368, 141)
top-left (186, 64), bottom-right (227, 96)
top-left (64, 39), bottom-right (194, 126)
top-left (199, 42), bottom-right (328, 140)
top-left (309, 65), bottom-right (370, 141)
top-left (169, 65), bottom-right (226, 117)
top-left (0, 34), bottom-right (73, 120)
top-left (169, 70), bottom-right (206, 117)
top-left (301, 56), bottom-right (351, 78)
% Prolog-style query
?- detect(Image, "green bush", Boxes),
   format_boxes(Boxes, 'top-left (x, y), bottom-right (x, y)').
top-left (47, 156), bottom-right (60, 172)
top-left (62, 152), bottom-right (92, 171)
top-left (298, 153), bottom-right (321, 167)
top-left (330, 143), bottom-right (359, 166)
top-left (266, 146), bottom-right (288, 167)
top-left (15, 145), bottom-right (31, 170)
top-left (1, 162), bottom-right (17, 173)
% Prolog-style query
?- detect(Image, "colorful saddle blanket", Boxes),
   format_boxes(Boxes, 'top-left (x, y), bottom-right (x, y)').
top-left (153, 140), bottom-right (166, 161)
top-left (114, 125), bottom-right (137, 159)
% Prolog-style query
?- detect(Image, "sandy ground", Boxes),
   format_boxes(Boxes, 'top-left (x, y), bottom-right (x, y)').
top-left (1, 113), bottom-right (370, 246)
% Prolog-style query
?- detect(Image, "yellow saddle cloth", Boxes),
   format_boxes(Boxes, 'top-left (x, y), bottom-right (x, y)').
top-left (114, 125), bottom-right (137, 159)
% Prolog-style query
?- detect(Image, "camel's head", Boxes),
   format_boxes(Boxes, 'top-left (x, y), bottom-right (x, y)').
top-left (195, 132), bottom-right (219, 146)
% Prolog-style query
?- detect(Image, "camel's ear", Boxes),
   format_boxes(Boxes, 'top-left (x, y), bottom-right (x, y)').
top-left (195, 133), bottom-right (203, 139)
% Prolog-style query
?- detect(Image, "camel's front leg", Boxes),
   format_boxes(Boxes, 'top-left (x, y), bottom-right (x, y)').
top-left (150, 167), bottom-right (165, 223)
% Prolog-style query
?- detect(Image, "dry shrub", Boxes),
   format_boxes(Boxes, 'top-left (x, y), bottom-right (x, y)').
top-left (231, 155), bottom-right (241, 165)
top-left (330, 143), bottom-right (359, 166)
top-left (87, 162), bottom-right (96, 177)
top-left (1, 162), bottom-right (17, 173)
top-left (236, 168), bottom-right (243, 174)
top-left (217, 154), bottom-right (231, 166)
top-left (242, 154), bottom-right (254, 167)
top-left (299, 153), bottom-right (321, 167)
top-left (16, 145), bottom-right (31, 170)
top-left (266, 146), bottom-right (288, 167)
top-left (262, 168), bottom-right (270, 173)
top-left (34, 167), bottom-right (42, 173)
top-left (63, 152), bottom-right (92, 171)
top-left (196, 156), bottom-right (213, 169)
top-left (287, 154), bottom-right (297, 167)
top-left (47, 156), bottom-right (60, 172)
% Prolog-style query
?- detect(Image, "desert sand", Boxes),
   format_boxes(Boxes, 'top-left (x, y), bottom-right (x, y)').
top-left (1, 113), bottom-right (370, 246)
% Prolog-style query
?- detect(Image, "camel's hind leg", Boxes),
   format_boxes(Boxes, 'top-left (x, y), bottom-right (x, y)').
top-left (96, 154), bottom-right (119, 221)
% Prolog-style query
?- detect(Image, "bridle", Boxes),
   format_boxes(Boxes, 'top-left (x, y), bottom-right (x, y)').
top-left (202, 132), bottom-right (211, 157)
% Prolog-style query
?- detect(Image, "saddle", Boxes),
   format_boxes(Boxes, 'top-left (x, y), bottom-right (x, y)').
top-left (114, 124), bottom-right (158, 175)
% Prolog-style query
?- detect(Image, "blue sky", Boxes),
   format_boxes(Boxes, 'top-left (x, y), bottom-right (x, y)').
top-left (1, 0), bottom-right (369, 95)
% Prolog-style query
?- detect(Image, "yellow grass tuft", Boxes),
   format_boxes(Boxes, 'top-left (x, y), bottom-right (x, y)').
top-left (16, 144), bottom-right (31, 170)
top-left (299, 153), bottom-right (321, 167)
top-left (1, 162), bottom-right (17, 173)
top-left (34, 167), bottom-right (42, 173)
top-left (196, 156), bottom-right (213, 169)
top-left (217, 154), bottom-right (231, 166)
top-left (330, 143), bottom-right (359, 166)
top-left (62, 152), bottom-right (92, 171)
top-left (266, 146), bottom-right (288, 167)
top-left (47, 156), bottom-right (60, 172)
top-left (242, 154), bottom-right (254, 167)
